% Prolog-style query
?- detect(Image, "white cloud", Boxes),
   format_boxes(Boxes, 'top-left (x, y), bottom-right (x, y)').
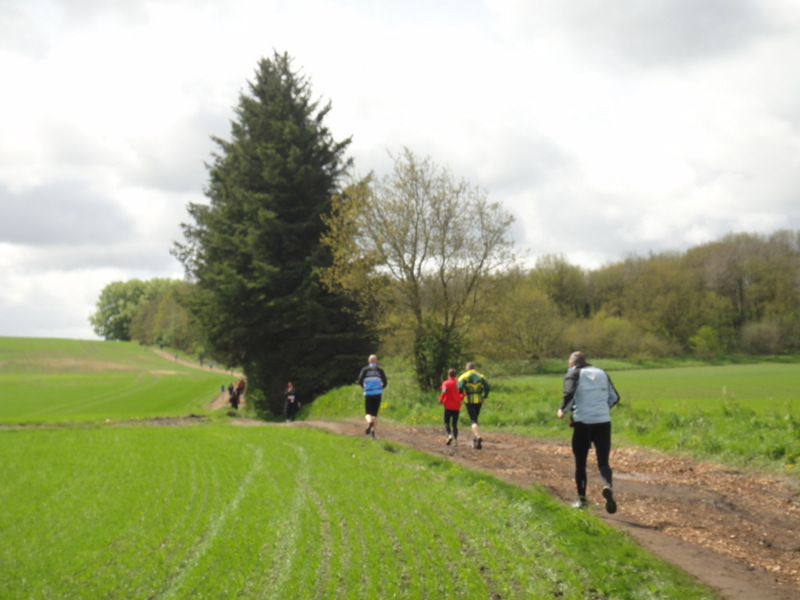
top-left (486, 0), bottom-right (772, 67)
top-left (2, 0), bottom-right (800, 337)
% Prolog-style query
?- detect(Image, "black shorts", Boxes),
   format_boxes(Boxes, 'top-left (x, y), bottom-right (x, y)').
top-left (365, 394), bottom-right (382, 417)
top-left (465, 402), bottom-right (482, 424)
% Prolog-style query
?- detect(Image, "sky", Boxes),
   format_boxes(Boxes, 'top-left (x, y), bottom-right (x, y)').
top-left (2, 0), bottom-right (800, 340)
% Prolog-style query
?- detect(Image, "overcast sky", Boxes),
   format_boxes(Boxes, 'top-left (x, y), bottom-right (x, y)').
top-left (2, 0), bottom-right (800, 340)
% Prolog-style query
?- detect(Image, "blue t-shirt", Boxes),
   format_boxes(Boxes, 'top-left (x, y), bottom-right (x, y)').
top-left (358, 363), bottom-right (387, 396)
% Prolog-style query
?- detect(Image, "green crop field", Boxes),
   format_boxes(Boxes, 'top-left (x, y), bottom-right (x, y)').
top-left (0, 337), bottom-right (231, 423)
top-left (1, 425), bottom-right (716, 600)
top-left (10, 337), bottom-right (793, 598)
top-left (610, 364), bottom-right (800, 470)
top-left (612, 362), bottom-right (800, 409)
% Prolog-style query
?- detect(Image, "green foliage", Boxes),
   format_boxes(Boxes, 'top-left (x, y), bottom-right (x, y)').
top-left (740, 318), bottom-right (784, 354)
top-left (172, 51), bottom-right (373, 416)
top-left (689, 325), bottom-right (721, 359)
top-left (89, 279), bottom-right (150, 340)
top-left (614, 253), bottom-right (715, 349)
top-left (564, 311), bottom-right (677, 360)
top-left (129, 280), bottom-right (204, 354)
top-left (533, 253), bottom-right (588, 318)
top-left (89, 278), bottom-right (204, 357)
top-left (475, 269), bottom-right (567, 366)
top-left (412, 318), bottom-right (465, 389)
top-left (532, 229), bottom-right (800, 362)
top-left (321, 148), bottom-right (517, 391)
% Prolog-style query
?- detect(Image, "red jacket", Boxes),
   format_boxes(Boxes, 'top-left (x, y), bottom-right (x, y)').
top-left (439, 376), bottom-right (463, 410)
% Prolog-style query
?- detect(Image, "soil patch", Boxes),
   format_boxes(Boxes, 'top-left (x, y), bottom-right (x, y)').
top-left (295, 418), bottom-right (800, 600)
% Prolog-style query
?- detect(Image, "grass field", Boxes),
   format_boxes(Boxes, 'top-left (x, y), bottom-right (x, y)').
top-left (0, 337), bottom-right (231, 423)
top-left (5, 337), bottom-right (788, 598)
top-left (1, 424), bottom-right (716, 599)
top-left (610, 364), bottom-right (800, 469)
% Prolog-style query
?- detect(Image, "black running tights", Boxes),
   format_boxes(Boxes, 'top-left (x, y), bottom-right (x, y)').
top-left (571, 421), bottom-right (613, 498)
top-left (443, 409), bottom-right (460, 438)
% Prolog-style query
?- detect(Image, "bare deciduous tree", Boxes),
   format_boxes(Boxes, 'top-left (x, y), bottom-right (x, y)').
top-left (322, 148), bottom-right (517, 389)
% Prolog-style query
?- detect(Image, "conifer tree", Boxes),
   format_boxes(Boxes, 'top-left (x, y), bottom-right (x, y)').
top-left (173, 51), bottom-right (374, 415)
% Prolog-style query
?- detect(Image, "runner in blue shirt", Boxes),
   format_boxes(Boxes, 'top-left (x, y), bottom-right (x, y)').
top-left (358, 354), bottom-right (387, 440)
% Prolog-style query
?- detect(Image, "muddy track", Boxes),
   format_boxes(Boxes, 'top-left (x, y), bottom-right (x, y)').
top-left (293, 418), bottom-right (800, 600)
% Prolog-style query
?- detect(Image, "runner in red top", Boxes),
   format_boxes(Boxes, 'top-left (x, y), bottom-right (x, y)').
top-left (439, 368), bottom-right (464, 446)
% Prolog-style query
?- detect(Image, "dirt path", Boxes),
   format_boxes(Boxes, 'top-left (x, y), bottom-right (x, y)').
top-left (150, 348), bottom-right (242, 378)
top-left (206, 391), bottom-right (245, 410)
top-left (150, 349), bottom-right (244, 410)
top-left (293, 419), bottom-right (800, 600)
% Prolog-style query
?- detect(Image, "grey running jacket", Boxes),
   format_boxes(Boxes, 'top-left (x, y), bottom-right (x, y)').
top-left (560, 365), bottom-right (620, 424)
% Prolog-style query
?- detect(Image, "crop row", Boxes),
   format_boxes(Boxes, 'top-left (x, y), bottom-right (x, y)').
top-left (0, 424), bottom-right (715, 599)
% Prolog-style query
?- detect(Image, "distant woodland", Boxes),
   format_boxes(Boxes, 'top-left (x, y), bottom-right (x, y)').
top-left (92, 229), bottom-right (800, 366)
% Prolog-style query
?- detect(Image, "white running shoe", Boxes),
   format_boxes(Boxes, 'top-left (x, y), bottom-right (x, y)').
top-left (571, 497), bottom-right (588, 509)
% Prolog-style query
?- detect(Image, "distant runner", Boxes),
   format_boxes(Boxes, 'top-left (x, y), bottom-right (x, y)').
top-left (284, 381), bottom-right (300, 422)
top-left (358, 354), bottom-right (387, 440)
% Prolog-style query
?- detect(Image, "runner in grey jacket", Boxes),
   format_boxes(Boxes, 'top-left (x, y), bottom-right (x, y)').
top-left (558, 351), bottom-right (620, 513)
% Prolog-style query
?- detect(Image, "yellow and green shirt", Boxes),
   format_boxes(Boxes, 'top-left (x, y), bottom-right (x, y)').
top-left (457, 369), bottom-right (490, 404)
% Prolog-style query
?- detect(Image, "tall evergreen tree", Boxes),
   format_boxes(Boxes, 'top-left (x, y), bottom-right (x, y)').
top-left (173, 51), bottom-right (374, 416)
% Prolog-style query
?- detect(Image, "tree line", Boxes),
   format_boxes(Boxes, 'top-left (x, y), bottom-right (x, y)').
top-left (476, 229), bottom-right (800, 365)
top-left (89, 51), bottom-right (800, 416)
top-left (92, 229), bottom-right (800, 382)
top-left (89, 278), bottom-right (205, 355)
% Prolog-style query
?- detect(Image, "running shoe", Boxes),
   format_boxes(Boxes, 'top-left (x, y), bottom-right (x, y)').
top-left (476, 437), bottom-right (482, 449)
top-left (446, 435), bottom-right (453, 446)
top-left (365, 422), bottom-right (373, 435)
top-left (571, 497), bottom-right (588, 509)
top-left (602, 486), bottom-right (617, 514)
